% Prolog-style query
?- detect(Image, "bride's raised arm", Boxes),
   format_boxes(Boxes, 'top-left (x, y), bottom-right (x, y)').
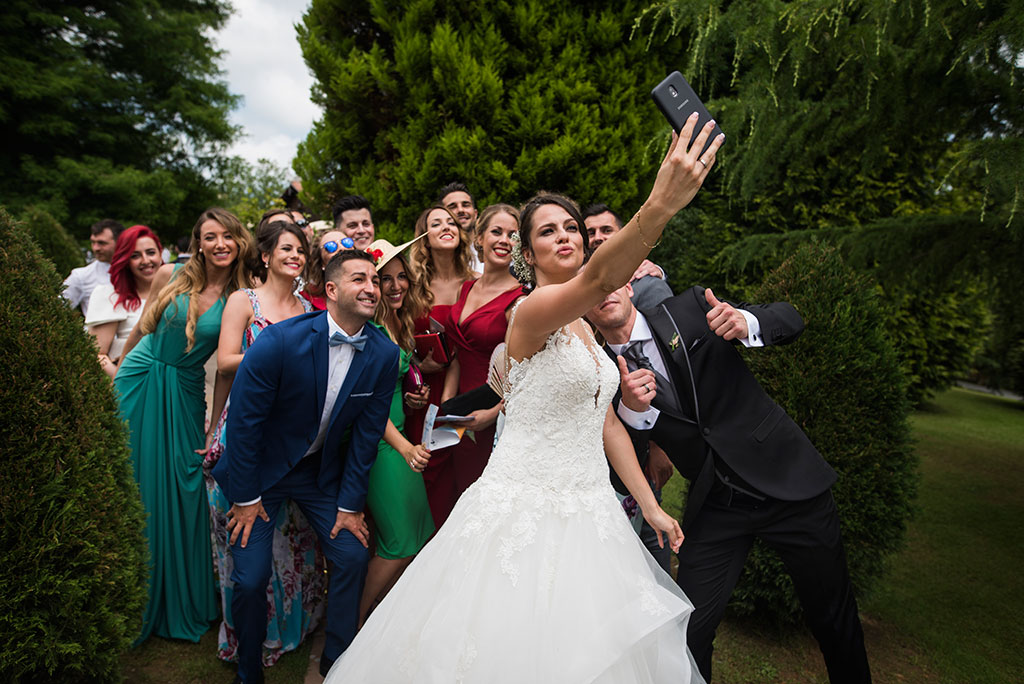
top-left (509, 114), bottom-right (724, 359)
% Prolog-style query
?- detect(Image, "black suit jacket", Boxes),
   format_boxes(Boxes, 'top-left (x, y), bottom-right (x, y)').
top-left (612, 286), bottom-right (837, 530)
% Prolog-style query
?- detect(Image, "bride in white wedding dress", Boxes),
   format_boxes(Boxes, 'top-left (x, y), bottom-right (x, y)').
top-left (326, 115), bottom-right (724, 683)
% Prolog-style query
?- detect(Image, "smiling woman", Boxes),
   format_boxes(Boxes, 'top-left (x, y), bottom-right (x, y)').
top-left (406, 204), bottom-right (477, 527)
top-left (113, 207), bottom-right (255, 644)
top-left (86, 225), bottom-right (164, 379)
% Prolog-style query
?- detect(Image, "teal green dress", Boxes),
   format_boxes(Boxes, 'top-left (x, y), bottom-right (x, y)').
top-left (115, 273), bottom-right (221, 643)
top-left (366, 325), bottom-right (435, 558)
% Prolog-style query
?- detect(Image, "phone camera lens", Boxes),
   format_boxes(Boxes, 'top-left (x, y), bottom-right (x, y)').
top-left (669, 85), bottom-right (678, 97)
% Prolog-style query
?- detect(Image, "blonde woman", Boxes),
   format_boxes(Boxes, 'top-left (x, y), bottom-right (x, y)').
top-left (115, 207), bottom-right (254, 644)
top-left (405, 204), bottom-right (477, 527)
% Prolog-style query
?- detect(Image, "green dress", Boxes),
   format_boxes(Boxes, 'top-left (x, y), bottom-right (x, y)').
top-left (115, 277), bottom-right (221, 642)
top-left (366, 325), bottom-right (435, 558)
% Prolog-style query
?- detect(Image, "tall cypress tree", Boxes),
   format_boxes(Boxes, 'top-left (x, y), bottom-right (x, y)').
top-left (296, 0), bottom-right (688, 232)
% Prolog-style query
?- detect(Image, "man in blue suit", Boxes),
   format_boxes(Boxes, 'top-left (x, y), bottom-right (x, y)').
top-left (213, 249), bottom-right (399, 683)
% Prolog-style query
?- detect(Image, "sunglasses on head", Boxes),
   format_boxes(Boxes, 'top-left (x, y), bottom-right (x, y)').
top-left (294, 217), bottom-right (308, 227)
top-left (323, 237), bottom-right (355, 254)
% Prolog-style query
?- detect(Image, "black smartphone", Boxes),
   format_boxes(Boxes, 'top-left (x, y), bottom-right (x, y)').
top-left (651, 71), bottom-right (724, 158)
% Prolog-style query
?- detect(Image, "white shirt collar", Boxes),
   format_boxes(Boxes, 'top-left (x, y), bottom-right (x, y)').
top-left (609, 310), bottom-right (653, 352)
top-left (326, 309), bottom-right (364, 339)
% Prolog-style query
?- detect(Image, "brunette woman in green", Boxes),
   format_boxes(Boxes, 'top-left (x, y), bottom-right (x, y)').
top-left (359, 237), bottom-right (435, 625)
top-left (116, 208), bottom-right (254, 643)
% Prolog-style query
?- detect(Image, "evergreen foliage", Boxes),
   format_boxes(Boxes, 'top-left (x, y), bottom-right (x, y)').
top-left (636, 0), bottom-right (1024, 233)
top-left (19, 206), bottom-right (85, 277)
top-left (0, 0), bottom-right (239, 239)
top-left (214, 157), bottom-right (292, 228)
top-left (0, 208), bottom-right (148, 682)
top-left (698, 213), bottom-right (1017, 402)
top-left (296, 0), bottom-right (687, 233)
top-left (730, 243), bottom-right (916, 621)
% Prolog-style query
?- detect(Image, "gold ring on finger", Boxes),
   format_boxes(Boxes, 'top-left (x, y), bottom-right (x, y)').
top-left (698, 158), bottom-right (708, 167)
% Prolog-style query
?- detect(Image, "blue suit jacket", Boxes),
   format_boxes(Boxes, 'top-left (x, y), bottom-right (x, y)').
top-left (213, 310), bottom-right (400, 511)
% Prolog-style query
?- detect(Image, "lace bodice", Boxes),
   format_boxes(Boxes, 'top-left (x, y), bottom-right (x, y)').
top-left (452, 323), bottom-right (627, 586)
top-left (491, 326), bottom-right (619, 487)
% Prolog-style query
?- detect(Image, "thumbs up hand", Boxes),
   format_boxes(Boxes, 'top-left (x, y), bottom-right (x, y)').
top-left (617, 355), bottom-right (657, 412)
top-left (704, 288), bottom-right (748, 341)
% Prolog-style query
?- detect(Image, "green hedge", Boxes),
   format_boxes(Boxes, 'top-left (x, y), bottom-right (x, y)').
top-left (730, 244), bottom-right (918, 622)
top-left (19, 205), bottom-right (84, 277)
top-left (0, 207), bottom-right (147, 682)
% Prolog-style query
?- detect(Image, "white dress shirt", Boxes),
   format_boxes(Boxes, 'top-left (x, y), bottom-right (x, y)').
top-left (612, 308), bottom-right (761, 431)
top-left (62, 260), bottom-right (111, 316)
top-left (238, 311), bottom-right (363, 509)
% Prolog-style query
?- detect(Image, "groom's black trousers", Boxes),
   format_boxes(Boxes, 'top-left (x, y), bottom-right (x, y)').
top-left (675, 486), bottom-right (871, 684)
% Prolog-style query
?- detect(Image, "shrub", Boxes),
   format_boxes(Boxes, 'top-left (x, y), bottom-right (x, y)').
top-left (0, 207), bottom-right (147, 682)
top-left (19, 205), bottom-right (84, 277)
top-left (730, 244), bottom-right (917, 622)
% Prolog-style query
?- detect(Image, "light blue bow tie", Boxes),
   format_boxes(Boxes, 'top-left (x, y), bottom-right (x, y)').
top-left (329, 331), bottom-right (367, 351)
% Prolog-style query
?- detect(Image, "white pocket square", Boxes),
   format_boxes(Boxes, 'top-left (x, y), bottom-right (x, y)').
top-left (350, 392), bottom-right (372, 398)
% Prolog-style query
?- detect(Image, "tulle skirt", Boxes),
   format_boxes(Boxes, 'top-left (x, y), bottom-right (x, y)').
top-left (325, 476), bottom-right (704, 683)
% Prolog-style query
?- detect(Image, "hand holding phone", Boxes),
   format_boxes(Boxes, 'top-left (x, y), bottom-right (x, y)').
top-left (651, 71), bottom-right (724, 158)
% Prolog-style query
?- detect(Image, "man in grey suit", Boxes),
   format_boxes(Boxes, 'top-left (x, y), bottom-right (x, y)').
top-left (582, 204), bottom-right (673, 310)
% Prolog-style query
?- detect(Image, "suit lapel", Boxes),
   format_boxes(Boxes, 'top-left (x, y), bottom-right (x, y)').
top-left (643, 306), bottom-right (694, 421)
top-left (311, 312), bottom-right (328, 419)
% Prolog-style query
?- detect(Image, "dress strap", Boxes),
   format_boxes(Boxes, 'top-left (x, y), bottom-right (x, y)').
top-left (244, 288), bottom-right (268, 325)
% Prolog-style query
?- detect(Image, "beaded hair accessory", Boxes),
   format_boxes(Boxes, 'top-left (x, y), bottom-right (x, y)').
top-left (509, 231), bottom-right (535, 286)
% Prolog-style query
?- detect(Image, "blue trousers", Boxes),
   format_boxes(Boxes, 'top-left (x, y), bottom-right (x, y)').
top-left (229, 454), bottom-right (368, 682)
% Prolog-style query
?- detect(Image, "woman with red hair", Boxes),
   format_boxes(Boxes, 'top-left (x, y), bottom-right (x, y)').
top-left (86, 224), bottom-right (163, 378)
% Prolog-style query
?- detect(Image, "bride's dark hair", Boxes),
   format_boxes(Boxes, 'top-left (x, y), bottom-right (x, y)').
top-left (516, 193), bottom-right (592, 290)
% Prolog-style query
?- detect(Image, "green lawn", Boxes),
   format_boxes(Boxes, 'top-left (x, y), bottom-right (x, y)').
top-left (662, 387), bottom-right (1024, 682)
top-left (122, 387), bottom-right (1023, 682)
top-left (863, 388), bottom-right (1024, 683)
top-left (121, 628), bottom-right (312, 683)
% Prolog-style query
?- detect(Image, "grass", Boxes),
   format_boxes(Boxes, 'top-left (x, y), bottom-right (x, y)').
top-left (863, 388), bottom-right (1024, 683)
top-left (661, 387), bottom-right (1024, 683)
top-left (120, 628), bottom-right (312, 683)
top-left (119, 387), bottom-right (1022, 682)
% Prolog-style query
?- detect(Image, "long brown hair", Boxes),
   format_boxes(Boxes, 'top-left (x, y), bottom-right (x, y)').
top-left (374, 251), bottom-right (428, 352)
top-left (139, 208), bottom-right (255, 351)
top-left (408, 204), bottom-right (475, 311)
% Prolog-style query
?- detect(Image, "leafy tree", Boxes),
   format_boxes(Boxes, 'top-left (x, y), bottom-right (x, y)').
top-left (213, 157), bottom-right (292, 228)
top-left (636, 0), bottom-right (1024, 235)
top-left (0, 0), bottom-right (239, 239)
top-left (0, 207), bottom-right (148, 682)
top-left (296, 0), bottom-right (689, 232)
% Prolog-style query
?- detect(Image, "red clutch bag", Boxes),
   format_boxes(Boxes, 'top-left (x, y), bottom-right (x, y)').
top-left (413, 331), bottom-right (452, 365)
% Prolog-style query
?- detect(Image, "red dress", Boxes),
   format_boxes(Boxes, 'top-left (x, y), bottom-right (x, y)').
top-left (406, 303), bottom-right (458, 528)
top-left (445, 281), bottom-right (523, 494)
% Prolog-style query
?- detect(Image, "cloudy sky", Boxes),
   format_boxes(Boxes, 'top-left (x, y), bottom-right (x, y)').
top-left (215, 0), bottom-right (319, 177)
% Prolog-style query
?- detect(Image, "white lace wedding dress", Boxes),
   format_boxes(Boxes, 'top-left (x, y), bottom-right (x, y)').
top-left (326, 323), bottom-right (704, 683)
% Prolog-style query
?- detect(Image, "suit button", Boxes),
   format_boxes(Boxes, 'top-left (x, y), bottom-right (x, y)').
top-left (702, 427), bottom-right (710, 435)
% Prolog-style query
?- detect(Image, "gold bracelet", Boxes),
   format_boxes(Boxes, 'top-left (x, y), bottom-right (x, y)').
top-left (634, 205), bottom-right (661, 250)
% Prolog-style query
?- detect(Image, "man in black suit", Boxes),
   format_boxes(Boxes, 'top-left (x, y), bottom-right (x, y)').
top-left (586, 281), bottom-right (871, 684)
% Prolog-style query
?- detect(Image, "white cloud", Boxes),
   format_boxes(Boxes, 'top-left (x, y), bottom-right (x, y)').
top-left (215, 0), bottom-right (319, 176)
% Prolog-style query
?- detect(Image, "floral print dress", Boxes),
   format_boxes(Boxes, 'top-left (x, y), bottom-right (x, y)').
top-left (203, 289), bottom-right (325, 666)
